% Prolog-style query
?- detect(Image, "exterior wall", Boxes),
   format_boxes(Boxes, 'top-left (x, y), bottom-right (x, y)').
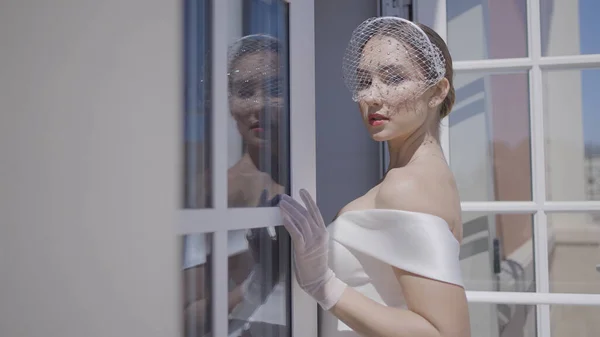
top-left (448, 2), bottom-right (494, 205)
top-left (487, 0), bottom-right (533, 262)
top-left (0, 2), bottom-right (181, 337)
top-left (542, 0), bottom-right (586, 204)
top-left (315, 0), bottom-right (380, 223)
top-left (542, 1), bottom-right (592, 282)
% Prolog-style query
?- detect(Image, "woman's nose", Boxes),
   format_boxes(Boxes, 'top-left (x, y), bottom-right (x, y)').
top-left (361, 87), bottom-right (383, 107)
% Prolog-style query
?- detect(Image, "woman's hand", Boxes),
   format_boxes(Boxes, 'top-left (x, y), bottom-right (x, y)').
top-left (279, 189), bottom-right (347, 310)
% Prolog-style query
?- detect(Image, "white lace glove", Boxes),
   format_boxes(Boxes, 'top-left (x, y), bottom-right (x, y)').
top-left (279, 189), bottom-right (347, 310)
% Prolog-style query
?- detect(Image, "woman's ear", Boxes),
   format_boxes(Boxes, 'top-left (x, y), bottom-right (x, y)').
top-left (428, 78), bottom-right (450, 108)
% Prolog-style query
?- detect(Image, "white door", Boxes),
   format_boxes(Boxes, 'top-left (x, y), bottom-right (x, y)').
top-left (178, 0), bottom-right (316, 336)
top-left (396, 0), bottom-right (600, 336)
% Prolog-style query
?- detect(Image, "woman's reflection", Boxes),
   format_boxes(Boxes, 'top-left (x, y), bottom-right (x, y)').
top-left (228, 34), bottom-right (286, 207)
top-left (183, 34), bottom-right (289, 337)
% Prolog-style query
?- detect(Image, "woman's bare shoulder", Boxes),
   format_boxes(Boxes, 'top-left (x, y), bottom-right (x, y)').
top-left (376, 163), bottom-right (462, 239)
top-left (376, 166), bottom-right (433, 211)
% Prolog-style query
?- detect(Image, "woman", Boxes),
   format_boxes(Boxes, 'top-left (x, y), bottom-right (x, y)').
top-left (279, 17), bottom-right (471, 337)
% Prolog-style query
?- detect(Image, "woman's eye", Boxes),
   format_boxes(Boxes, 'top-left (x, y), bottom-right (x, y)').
top-left (384, 73), bottom-right (405, 85)
top-left (237, 86), bottom-right (255, 98)
top-left (356, 76), bottom-right (372, 91)
top-left (355, 69), bottom-right (372, 91)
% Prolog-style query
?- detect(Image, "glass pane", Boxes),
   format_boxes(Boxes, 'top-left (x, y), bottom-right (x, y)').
top-left (181, 234), bottom-right (212, 337)
top-left (460, 213), bottom-right (535, 292)
top-left (447, 0), bottom-right (528, 61)
top-left (228, 227), bottom-right (291, 336)
top-left (183, 0), bottom-right (212, 209)
top-left (544, 69), bottom-right (600, 201)
top-left (540, 0), bottom-right (600, 57)
top-left (469, 303), bottom-right (536, 337)
top-left (227, 0), bottom-right (290, 208)
top-left (450, 72), bottom-right (532, 202)
top-left (548, 212), bottom-right (600, 294)
top-left (551, 305), bottom-right (600, 336)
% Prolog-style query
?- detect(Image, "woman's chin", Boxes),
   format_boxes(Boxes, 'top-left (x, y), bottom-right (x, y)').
top-left (369, 129), bottom-right (393, 142)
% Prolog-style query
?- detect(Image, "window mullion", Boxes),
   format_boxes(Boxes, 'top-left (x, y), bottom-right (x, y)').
top-left (210, 0), bottom-right (229, 336)
top-left (527, 0), bottom-right (552, 336)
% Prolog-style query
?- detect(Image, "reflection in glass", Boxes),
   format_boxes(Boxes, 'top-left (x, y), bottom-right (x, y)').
top-left (446, 0), bottom-right (527, 61)
top-left (460, 213), bottom-right (535, 292)
top-left (548, 213), bottom-right (600, 294)
top-left (181, 234), bottom-right (212, 337)
top-left (544, 69), bottom-right (600, 201)
top-left (468, 303), bottom-right (536, 337)
top-left (449, 72), bottom-right (531, 202)
top-left (551, 305), bottom-right (600, 336)
top-left (183, 0), bottom-right (212, 209)
top-left (225, 1), bottom-right (291, 336)
top-left (182, 0), bottom-right (291, 335)
top-left (227, 227), bottom-right (290, 336)
top-left (226, 2), bottom-right (290, 209)
top-left (540, 0), bottom-right (600, 57)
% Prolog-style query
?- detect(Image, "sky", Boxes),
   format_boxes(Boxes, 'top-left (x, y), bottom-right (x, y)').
top-left (580, 0), bottom-right (600, 147)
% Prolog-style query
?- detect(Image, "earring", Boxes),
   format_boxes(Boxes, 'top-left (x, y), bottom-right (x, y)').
top-left (428, 100), bottom-right (436, 108)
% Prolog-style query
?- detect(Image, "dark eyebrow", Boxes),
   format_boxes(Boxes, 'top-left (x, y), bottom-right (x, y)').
top-left (355, 64), bottom-right (409, 77)
top-left (232, 77), bottom-right (257, 86)
top-left (232, 74), bottom-right (281, 88)
top-left (356, 67), bottom-right (370, 75)
top-left (379, 64), bottom-right (408, 75)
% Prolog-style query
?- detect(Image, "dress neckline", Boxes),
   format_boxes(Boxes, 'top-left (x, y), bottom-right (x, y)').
top-left (332, 208), bottom-right (459, 245)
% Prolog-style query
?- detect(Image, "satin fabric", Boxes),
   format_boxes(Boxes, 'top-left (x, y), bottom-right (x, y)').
top-left (321, 209), bottom-right (464, 335)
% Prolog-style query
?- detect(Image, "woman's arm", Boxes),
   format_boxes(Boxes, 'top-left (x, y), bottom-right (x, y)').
top-left (329, 270), bottom-right (469, 337)
top-left (279, 187), bottom-right (470, 337)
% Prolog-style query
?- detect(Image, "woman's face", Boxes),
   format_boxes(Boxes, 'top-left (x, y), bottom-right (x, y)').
top-left (356, 35), bottom-right (433, 141)
top-left (228, 50), bottom-right (284, 149)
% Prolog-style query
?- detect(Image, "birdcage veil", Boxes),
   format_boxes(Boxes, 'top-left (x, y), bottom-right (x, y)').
top-left (342, 17), bottom-right (446, 103)
top-left (227, 34), bottom-right (283, 102)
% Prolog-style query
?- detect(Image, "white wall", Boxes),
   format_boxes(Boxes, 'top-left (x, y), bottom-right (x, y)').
top-left (0, 2), bottom-right (180, 337)
top-left (543, 0), bottom-right (584, 202)
top-left (447, 2), bottom-right (496, 203)
top-left (543, 0), bottom-right (589, 230)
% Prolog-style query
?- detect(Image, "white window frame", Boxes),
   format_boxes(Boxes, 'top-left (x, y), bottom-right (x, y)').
top-left (177, 0), bottom-right (317, 336)
top-left (400, 0), bottom-right (600, 336)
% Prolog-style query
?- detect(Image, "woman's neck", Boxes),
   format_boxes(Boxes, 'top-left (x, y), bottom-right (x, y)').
top-left (386, 123), bottom-right (443, 170)
top-left (245, 144), bottom-right (282, 184)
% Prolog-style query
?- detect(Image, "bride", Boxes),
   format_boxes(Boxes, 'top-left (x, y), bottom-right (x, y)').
top-left (279, 17), bottom-right (471, 337)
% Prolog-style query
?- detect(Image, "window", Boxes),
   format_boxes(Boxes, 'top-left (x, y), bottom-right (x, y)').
top-left (180, 0), bottom-right (316, 336)
top-left (395, 0), bottom-right (600, 336)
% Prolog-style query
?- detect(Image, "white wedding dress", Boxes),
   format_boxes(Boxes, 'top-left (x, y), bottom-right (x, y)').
top-left (321, 209), bottom-right (464, 336)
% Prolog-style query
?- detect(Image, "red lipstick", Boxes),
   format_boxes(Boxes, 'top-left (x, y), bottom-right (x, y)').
top-left (250, 121), bottom-right (263, 132)
top-left (368, 113), bottom-right (389, 126)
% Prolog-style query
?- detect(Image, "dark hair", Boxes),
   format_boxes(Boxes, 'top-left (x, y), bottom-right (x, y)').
top-left (416, 23), bottom-right (455, 118)
top-left (227, 35), bottom-right (281, 90)
top-left (228, 35), bottom-right (281, 69)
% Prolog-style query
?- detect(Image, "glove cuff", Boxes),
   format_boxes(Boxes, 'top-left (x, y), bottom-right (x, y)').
top-left (317, 272), bottom-right (347, 311)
